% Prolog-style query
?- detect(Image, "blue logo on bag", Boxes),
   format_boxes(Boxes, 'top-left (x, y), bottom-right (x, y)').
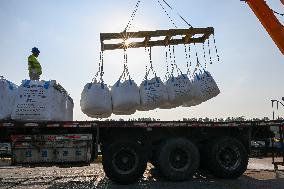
top-left (101, 82), bottom-right (105, 89)
top-left (87, 83), bottom-right (92, 89)
top-left (43, 81), bottom-right (50, 89)
top-left (116, 80), bottom-right (120, 87)
top-left (23, 80), bottom-right (31, 88)
top-left (6, 81), bottom-right (14, 90)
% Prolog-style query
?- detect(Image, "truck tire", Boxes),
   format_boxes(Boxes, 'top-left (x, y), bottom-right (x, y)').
top-left (157, 138), bottom-right (200, 181)
top-left (206, 137), bottom-right (248, 178)
top-left (102, 140), bottom-right (147, 184)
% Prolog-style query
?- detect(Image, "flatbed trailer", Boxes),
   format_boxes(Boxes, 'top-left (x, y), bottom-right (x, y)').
top-left (0, 120), bottom-right (283, 184)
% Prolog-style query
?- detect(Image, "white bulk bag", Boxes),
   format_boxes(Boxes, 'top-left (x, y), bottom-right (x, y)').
top-left (0, 78), bottom-right (18, 120)
top-left (162, 74), bottom-right (195, 108)
top-left (183, 74), bottom-right (204, 107)
top-left (139, 77), bottom-right (168, 111)
top-left (51, 89), bottom-right (67, 121)
top-left (65, 96), bottom-right (74, 121)
top-left (199, 71), bottom-right (220, 102)
top-left (111, 79), bottom-right (140, 115)
top-left (80, 82), bottom-right (112, 118)
top-left (11, 80), bottom-right (71, 121)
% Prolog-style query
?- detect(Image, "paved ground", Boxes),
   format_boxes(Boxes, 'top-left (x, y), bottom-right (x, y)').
top-left (0, 158), bottom-right (283, 189)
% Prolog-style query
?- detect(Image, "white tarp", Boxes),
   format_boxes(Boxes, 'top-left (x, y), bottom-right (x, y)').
top-left (139, 77), bottom-right (168, 111)
top-left (111, 80), bottom-right (140, 115)
top-left (11, 80), bottom-right (73, 121)
top-left (80, 82), bottom-right (112, 118)
top-left (161, 74), bottom-right (195, 109)
top-left (0, 78), bottom-right (18, 120)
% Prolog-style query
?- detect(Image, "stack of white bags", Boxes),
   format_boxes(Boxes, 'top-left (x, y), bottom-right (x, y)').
top-left (0, 77), bottom-right (18, 120)
top-left (80, 69), bottom-right (220, 118)
top-left (10, 80), bottom-right (74, 121)
top-left (0, 77), bottom-right (74, 121)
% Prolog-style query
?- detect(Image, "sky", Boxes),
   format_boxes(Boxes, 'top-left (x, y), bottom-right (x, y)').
top-left (0, 0), bottom-right (284, 121)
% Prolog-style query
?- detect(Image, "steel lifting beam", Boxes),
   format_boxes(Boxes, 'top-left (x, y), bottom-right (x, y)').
top-left (100, 27), bottom-right (214, 51)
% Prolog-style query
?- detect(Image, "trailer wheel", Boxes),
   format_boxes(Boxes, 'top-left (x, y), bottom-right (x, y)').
top-left (206, 137), bottom-right (248, 178)
top-left (102, 140), bottom-right (147, 184)
top-left (157, 138), bottom-right (200, 181)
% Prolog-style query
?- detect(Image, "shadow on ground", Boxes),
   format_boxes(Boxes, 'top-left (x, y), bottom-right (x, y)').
top-left (1, 168), bottom-right (284, 189)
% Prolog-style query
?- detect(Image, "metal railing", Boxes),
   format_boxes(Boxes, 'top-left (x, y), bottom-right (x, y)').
top-left (271, 98), bottom-right (284, 170)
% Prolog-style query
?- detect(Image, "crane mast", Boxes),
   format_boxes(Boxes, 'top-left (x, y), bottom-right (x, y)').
top-left (244, 0), bottom-right (284, 55)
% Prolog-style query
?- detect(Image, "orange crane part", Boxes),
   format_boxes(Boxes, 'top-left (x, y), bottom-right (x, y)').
top-left (244, 0), bottom-right (284, 55)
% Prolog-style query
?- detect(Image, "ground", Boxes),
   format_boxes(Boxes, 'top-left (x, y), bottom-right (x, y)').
top-left (0, 158), bottom-right (283, 189)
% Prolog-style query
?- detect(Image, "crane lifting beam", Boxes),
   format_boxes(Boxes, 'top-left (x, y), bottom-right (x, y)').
top-left (244, 0), bottom-right (284, 55)
top-left (100, 27), bottom-right (214, 51)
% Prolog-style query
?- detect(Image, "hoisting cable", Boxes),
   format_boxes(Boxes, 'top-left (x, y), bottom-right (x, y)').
top-left (124, 0), bottom-right (142, 32)
top-left (161, 0), bottom-right (193, 28)
top-left (157, 0), bottom-right (178, 29)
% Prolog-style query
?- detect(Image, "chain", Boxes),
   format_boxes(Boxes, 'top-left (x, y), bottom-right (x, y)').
top-left (172, 45), bottom-right (176, 65)
top-left (271, 9), bottom-right (284, 16)
top-left (144, 47), bottom-right (148, 79)
top-left (161, 0), bottom-right (193, 28)
top-left (168, 45), bottom-right (174, 75)
top-left (164, 46), bottom-right (170, 81)
top-left (202, 42), bottom-right (207, 69)
top-left (121, 48), bottom-right (130, 80)
top-left (157, 0), bottom-right (178, 29)
top-left (184, 45), bottom-right (189, 70)
top-left (207, 38), bottom-right (213, 64)
top-left (145, 47), bottom-right (157, 79)
top-left (171, 45), bottom-right (183, 75)
top-left (192, 43), bottom-right (204, 77)
top-left (93, 52), bottom-right (102, 83)
top-left (100, 51), bottom-right (104, 80)
top-left (213, 34), bottom-right (220, 62)
top-left (188, 44), bottom-right (192, 67)
top-left (184, 44), bottom-right (191, 76)
top-left (148, 47), bottom-right (153, 68)
top-left (124, 0), bottom-right (142, 32)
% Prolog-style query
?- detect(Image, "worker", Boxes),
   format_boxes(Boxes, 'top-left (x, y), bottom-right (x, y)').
top-left (28, 47), bottom-right (42, 80)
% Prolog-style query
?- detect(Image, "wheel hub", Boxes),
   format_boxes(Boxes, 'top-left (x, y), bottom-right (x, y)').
top-left (169, 148), bottom-right (190, 170)
top-left (113, 148), bottom-right (138, 174)
top-left (217, 146), bottom-right (241, 170)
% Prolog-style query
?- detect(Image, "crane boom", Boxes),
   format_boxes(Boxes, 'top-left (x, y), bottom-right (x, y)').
top-left (244, 0), bottom-right (284, 55)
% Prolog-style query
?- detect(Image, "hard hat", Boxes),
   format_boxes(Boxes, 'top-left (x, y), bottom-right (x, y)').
top-left (31, 47), bottom-right (40, 54)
